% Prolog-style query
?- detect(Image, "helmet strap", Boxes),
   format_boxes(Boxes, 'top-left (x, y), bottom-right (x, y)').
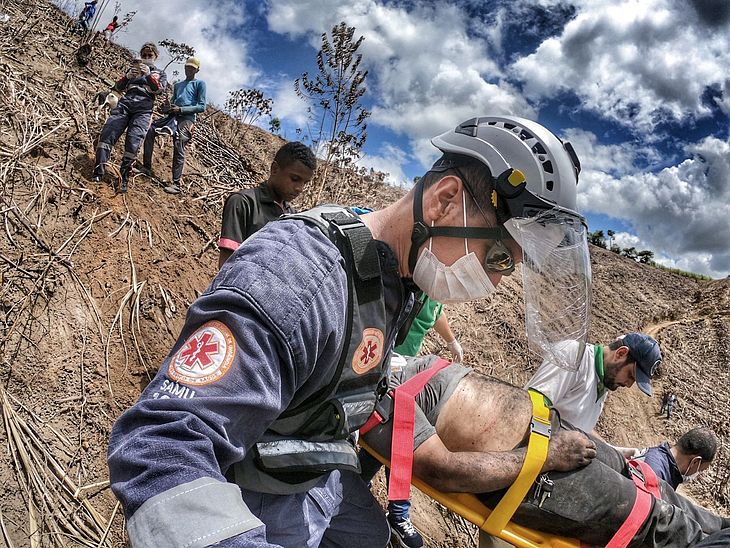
top-left (409, 180), bottom-right (431, 274)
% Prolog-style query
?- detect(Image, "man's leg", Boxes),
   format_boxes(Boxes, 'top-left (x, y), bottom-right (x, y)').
top-left (120, 107), bottom-right (152, 191)
top-left (93, 105), bottom-right (129, 179)
top-left (142, 117), bottom-right (165, 171)
top-left (481, 452), bottom-right (711, 547)
top-left (321, 470), bottom-right (390, 548)
top-left (171, 119), bottom-right (193, 184)
top-left (695, 528), bottom-right (730, 547)
top-left (241, 470), bottom-right (388, 548)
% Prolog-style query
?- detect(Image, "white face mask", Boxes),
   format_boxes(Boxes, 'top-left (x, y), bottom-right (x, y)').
top-left (141, 57), bottom-right (155, 66)
top-left (682, 458), bottom-right (702, 483)
top-left (412, 192), bottom-right (496, 304)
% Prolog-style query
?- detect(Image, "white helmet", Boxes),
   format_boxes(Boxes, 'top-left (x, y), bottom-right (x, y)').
top-left (421, 116), bottom-right (591, 372)
top-left (431, 115), bottom-right (583, 224)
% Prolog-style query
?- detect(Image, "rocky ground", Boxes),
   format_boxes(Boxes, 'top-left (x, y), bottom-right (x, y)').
top-left (0, 2), bottom-right (727, 547)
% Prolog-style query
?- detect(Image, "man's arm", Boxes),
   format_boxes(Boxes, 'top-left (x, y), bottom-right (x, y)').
top-left (109, 223), bottom-right (347, 546)
top-left (433, 309), bottom-right (463, 362)
top-left (218, 192), bottom-right (250, 270)
top-left (413, 429), bottom-right (597, 493)
top-left (180, 80), bottom-right (207, 115)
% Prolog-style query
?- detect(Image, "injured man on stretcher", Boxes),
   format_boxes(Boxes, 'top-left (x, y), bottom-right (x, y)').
top-left (361, 356), bottom-right (730, 547)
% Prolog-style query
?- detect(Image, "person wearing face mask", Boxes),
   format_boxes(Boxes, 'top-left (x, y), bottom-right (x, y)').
top-left (526, 333), bottom-right (662, 437)
top-left (107, 116), bottom-right (591, 547)
top-left (91, 42), bottom-right (167, 193)
top-left (637, 427), bottom-right (718, 490)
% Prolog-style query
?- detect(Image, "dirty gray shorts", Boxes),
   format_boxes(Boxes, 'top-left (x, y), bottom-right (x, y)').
top-left (362, 355), bottom-right (471, 457)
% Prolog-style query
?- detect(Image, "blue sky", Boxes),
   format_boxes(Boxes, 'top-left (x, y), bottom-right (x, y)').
top-left (76, 0), bottom-right (729, 277)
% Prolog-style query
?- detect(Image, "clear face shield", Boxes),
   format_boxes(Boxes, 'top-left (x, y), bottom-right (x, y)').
top-left (504, 209), bottom-right (592, 371)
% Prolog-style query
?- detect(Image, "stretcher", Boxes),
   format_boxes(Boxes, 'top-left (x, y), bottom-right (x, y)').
top-left (359, 439), bottom-right (582, 548)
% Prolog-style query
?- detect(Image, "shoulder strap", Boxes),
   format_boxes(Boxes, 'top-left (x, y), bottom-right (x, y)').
top-left (277, 205), bottom-right (383, 419)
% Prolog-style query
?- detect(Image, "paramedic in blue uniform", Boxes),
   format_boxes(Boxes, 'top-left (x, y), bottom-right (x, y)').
top-left (107, 116), bottom-right (593, 546)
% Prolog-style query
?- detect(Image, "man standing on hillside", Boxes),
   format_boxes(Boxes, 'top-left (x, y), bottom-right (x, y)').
top-left (637, 427), bottom-right (717, 490)
top-left (107, 116), bottom-right (593, 547)
top-left (217, 141), bottom-right (316, 269)
top-left (91, 42), bottom-right (167, 194)
top-left (140, 56), bottom-right (207, 195)
top-left (74, 0), bottom-right (97, 33)
top-left (526, 332), bottom-right (661, 435)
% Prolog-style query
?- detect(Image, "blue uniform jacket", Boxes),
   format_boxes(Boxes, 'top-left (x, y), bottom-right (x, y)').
top-left (108, 218), bottom-right (411, 547)
top-left (641, 442), bottom-right (683, 489)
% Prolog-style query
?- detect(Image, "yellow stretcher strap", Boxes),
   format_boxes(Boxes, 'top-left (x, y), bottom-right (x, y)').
top-left (359, 437), bottom-right (579, 548)
top-left (483, 389), bottom-right (551, 536)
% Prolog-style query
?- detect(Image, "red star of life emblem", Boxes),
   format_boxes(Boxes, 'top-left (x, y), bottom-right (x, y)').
top-left (179, 332), bottom-right (219, 371)
top-left (352, 328), bottom-right (384, 375)
top-left (168, 321), bottom-right (236, 386)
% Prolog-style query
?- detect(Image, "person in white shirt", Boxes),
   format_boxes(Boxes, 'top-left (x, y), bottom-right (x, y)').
top-left (526, 332), bottom-right (662, 434)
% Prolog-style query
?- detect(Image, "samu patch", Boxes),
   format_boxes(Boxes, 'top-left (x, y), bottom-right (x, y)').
top-left (352, 328), bottom-right (384, 375)
top-left (168, 320), bottom-right (236, 386)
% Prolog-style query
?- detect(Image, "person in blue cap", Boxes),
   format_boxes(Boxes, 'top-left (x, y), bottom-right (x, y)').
top-left (526, 332), bottom-right (662, 435)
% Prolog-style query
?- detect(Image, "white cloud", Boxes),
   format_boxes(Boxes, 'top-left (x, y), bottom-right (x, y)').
top-left (511, 0), bottom-right (730, 134)
top-left (266, 0), bottom-right (534, 170)
top-left (358, 143), bottom-right (409, 185)
top-left (78, 0), bottom-right (259, 107)
top-left (578, 132), bottom-right (730, 277)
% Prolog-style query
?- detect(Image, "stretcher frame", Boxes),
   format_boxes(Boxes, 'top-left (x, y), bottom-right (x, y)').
top-left (359, 440), bottom-right (581, 548)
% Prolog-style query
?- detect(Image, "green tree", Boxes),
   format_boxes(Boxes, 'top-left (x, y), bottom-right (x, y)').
top-left (621, 246), bottom-right (638, 261)
top-left (295, 21), bottom-right (370, 202)
top-left (269, 117), bottom-right (281, 135)
top-left (607, 229), bottom-right (615, 250)
top-left (588, 230), bottom-right (606, 248)
top-left (637, 250), bottom-right (655, 264)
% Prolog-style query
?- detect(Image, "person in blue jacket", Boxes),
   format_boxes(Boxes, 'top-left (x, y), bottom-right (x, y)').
top-left (91, 42), bottom-right (167, 194)
top-left (639, 427), bottom-right (717, 490)
top-left (75, 0), bottom-right (97, 33)
top-left (140, 56), bottom-right (207, 194)
top-left (107, 116), bottom-right (592, 546)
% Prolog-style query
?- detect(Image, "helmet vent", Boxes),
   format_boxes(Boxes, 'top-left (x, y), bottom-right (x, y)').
top-left (532, 142), bottom-right (547, 155)
top-left (504, 122), bottom-right (516, 130)
top-left (520, 129), bottom-right (533, 141)
top-left (546, 180), bottom-right (554, 191)
top-left (542, 160), bottom-right (554, 174)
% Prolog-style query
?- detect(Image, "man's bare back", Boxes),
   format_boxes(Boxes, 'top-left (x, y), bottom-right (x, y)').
top-left (436, 372), bottom-right (534, 453)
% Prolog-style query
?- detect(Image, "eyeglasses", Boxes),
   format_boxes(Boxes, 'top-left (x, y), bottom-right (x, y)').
top-left (453, 167), bottom-right (516, 276)
top-left (485, 240), bottom-right (515, 275)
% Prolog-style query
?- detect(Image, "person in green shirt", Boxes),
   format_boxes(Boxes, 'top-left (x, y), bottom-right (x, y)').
top-left (395, 295), bottom-right (463, 361)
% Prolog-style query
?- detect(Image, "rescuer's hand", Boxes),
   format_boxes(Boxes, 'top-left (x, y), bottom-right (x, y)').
top-left (544, 429), bottom-right (597, 472)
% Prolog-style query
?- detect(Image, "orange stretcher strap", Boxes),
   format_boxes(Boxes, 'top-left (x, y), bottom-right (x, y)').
top-left (483, 389), bottom-right (552, 536)
top-left (605, 459), bottom-right (662, 548)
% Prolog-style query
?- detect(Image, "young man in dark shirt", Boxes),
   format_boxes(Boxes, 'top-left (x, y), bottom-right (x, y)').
top-left (217, 141), bottom-right (316, 269)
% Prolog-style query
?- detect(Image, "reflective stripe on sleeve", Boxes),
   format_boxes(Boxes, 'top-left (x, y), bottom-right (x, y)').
top-left (127, 477), bottom-right (262, 548)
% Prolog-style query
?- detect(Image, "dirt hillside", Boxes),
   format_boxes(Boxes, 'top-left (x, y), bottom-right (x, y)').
top-left (0, 2), bottom-right (728, 547)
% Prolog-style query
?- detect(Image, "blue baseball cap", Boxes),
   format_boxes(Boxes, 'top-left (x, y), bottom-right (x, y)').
top-left (620, 333), bottom-right (662, 396)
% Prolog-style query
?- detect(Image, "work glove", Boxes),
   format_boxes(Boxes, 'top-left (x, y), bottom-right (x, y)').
top-left (125, 65), bottom-right (140, 79)
top-left (446, 339), bottom-right (464, 362)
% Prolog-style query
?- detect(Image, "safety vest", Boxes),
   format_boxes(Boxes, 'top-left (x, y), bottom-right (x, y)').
top-left (230, 205), bottom-right (389, 494)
